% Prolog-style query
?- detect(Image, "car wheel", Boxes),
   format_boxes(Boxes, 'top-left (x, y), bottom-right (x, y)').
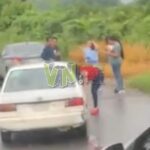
top-left (1, 132), bottom-right (12, 143)
top-left (0, 77), bottom-right (3, 86)
top-left (5, 66), bottom-right (8, 73)
top-left (78, 124), bottom-right (87, 137)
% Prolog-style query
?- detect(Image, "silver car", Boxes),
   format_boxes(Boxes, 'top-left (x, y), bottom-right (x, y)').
top-left (0, 42), bottom-right (44, 80)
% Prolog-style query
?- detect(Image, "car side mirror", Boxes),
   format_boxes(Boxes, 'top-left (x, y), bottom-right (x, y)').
top-left (105, 143), bottom-right (124, 150)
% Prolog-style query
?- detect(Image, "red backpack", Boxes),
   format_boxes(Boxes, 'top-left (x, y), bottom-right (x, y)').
top-left (80, 66), bottom-right (99, 81)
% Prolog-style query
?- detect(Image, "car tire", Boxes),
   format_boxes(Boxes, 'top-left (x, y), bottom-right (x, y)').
top-left (0, 77), bottom-right (3, 86)
top-left (1, 132), bottom-right (12, 143)
top-left (5, 66), bottom-right (8, 73)
top-left (78, 124), bottom-right (87, 138)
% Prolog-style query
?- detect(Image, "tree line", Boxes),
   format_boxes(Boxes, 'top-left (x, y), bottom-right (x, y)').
top-left (0, 0), bottom-right (149, 57)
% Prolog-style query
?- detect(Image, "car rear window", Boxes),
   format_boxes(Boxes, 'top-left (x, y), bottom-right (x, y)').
top-left (2, 43), bottom-right (44, 57)
top-left (4, 67), bottom-right (77, 93)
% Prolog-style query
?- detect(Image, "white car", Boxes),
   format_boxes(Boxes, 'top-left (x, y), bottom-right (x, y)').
top-left (0, 62), bottom-right (87, 143)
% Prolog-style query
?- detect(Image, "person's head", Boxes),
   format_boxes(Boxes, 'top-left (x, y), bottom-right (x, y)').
top-left (87, 41), bottom-right (96, 50)
top-left (105, 36), bottom-right (116, 45)
top-left (46, 37), bottom-right (58, 48)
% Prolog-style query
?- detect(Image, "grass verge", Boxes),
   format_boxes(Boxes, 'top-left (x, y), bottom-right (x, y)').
top-left (128, 72), bottom-right (150, 93)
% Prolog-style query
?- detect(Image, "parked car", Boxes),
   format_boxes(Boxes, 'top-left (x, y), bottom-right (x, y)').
top-left (0, 62), bottom-right (87, 143)
top-left (0, 42), bottom-right (44, 80)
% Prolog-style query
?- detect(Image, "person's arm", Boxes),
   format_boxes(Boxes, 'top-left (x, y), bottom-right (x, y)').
top-left (106, 50), bottom-right (119, 57)
top-left (95, 49), bottom-right (100, 62)
top-left (41, 47), bottom-right (47, 60)
top-left (83, 48), bottom-right (89, 62)
top-left (79, 66), bottom-right (89, 85)
top-left (54, 47), bottom-right (61, 60)
top-left (106, 44), bottom-right (120, 58)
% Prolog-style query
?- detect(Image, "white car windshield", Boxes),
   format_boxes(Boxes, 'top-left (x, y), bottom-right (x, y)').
top-left (4, 67), bottom-right (76, 93)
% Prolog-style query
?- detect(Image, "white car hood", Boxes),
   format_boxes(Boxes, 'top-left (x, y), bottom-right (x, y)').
top-left (0, 88), bottom-right (82, 104)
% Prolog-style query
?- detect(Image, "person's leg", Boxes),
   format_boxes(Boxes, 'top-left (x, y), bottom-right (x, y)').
top-left (111, 63), bottom-right (124, 91)
top-left (91, 81), bottom-right (100, 108)
top-left (100, 71), bottom-right (104, 84)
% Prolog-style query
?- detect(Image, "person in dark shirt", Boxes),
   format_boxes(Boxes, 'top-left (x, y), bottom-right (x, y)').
top-left (41, 37), bottom-right (61, 61)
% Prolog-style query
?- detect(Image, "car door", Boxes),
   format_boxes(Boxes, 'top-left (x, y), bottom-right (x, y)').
top-left (126, 128), bottom-right (150, 150)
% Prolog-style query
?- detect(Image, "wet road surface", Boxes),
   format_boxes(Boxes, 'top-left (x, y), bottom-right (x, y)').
top-left (0, 81), bottom-right (150, 149)
top-left (0, 130), bottom-right (87, 150)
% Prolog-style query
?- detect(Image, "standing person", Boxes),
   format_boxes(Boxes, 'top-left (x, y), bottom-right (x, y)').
top-left (41, 37), bottom-right (61, 61)
top-left (84, 41), bottom-right (99, 65)
top-left (105, 36), bottom-right (125, 94)
top-left (82, 41), bottom-right (104, 116)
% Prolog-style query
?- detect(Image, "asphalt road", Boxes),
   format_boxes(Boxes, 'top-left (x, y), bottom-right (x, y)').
top-left (0, 81), bottom-right (150, 150)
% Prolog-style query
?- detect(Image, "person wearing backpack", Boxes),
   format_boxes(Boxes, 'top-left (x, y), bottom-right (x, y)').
top-left (105, 36), bottom-right (125, 94)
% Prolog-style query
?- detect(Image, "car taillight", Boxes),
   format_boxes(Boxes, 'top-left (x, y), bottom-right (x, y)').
top-left (11, 57), bottom-right (23, 65)
top-left (0, 104), bottom-right (16, 112)
top-left (66, 98), bottom-right (84, 107)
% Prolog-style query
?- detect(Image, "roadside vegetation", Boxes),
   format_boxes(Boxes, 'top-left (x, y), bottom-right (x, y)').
top-left (128, 73), bottom-right (150, 93)
top-left (0, 0), bottom-right (149, 56)
top-left (0, 0), bottom-right (150, 92)
top-left (70, 42), bottom-right (150, 77)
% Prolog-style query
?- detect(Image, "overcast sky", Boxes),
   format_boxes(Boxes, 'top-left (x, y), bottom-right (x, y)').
top-left (121, 0), bottom-right (133, 3)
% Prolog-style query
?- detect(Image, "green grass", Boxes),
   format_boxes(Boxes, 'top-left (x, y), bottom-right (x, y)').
top-left (128, 72), bottom-right (150, 93)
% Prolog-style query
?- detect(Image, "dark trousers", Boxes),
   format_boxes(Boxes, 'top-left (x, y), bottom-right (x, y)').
top-left (91, 82), bottom-right (100, 107)
top-left (91, 70), bottom-right (104, 108)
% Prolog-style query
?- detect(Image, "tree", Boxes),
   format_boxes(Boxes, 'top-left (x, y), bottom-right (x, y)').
top-left (136, 0), bottom-right (150, 5)
top-left (0, 0), bottom-right (9, 14)
top-left (0, 0), bottom-right (32, 30)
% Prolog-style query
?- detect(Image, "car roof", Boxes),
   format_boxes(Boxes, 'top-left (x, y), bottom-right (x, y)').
top-left (3, 42), bottom-right (44, 52)
top-left (8, 61), bottom-right (75, 71)
top-left (4, 42), bottom-right (44, 48)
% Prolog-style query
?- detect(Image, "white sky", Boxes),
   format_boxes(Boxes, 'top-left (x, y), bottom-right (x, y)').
top-left (121, 0), bottom-right (133, 3)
